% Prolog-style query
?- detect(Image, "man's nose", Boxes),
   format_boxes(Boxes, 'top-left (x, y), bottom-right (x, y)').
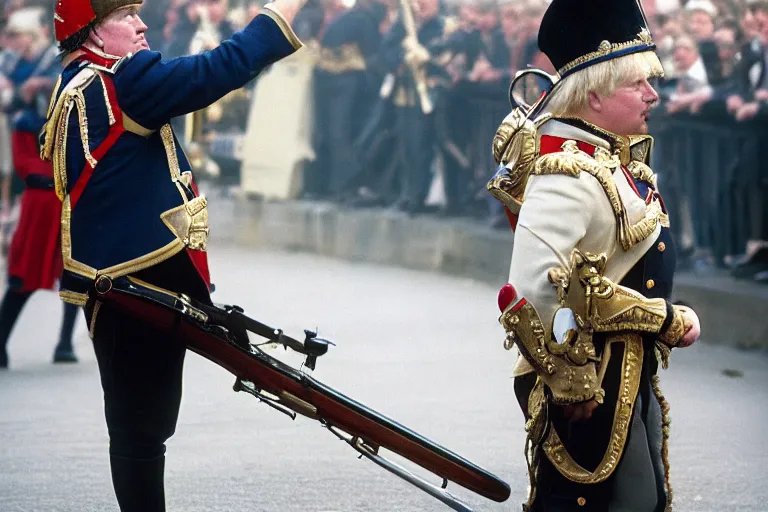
top-left (136, 15), bottom-right (149, 32)
top-left (644, 80), bottom-right (660, 104)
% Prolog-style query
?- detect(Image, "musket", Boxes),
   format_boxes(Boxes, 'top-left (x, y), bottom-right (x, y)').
top-left (92, 275), bottom-right (511, 511)
top-left (398, 0), bottom-right (434, 115)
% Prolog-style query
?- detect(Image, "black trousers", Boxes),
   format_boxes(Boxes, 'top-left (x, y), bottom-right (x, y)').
top-left (395, 105), bottom-right (436, 208)
top-left (517, 347), bottom-right (667, 512)
top-left (86, 301), bottom-right (185, 512)
top-left (85, 253), bottom-right (211, 511)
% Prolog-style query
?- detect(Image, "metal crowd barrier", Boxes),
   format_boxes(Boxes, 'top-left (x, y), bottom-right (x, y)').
top-left (456, 95), bottom-right (768, 265)
top-left (650, 113), bottom-right (768, 265)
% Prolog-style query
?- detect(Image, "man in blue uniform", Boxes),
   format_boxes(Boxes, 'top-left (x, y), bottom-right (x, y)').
top-left (41, 0), bottom-right (305, 509)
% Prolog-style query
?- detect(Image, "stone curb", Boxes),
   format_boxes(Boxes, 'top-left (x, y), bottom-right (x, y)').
top-left (218, 198), bottom-right (768, 350)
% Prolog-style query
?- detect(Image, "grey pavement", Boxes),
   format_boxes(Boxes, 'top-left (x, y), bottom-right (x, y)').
top-left (0, 246), bottom-right (767, 512)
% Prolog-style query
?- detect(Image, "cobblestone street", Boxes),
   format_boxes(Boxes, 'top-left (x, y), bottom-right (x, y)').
top-left (1, 247), bottom-right (766, 511)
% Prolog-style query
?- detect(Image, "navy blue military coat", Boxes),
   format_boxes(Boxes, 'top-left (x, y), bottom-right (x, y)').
top-left (41, 8), bottom-right (302, 305)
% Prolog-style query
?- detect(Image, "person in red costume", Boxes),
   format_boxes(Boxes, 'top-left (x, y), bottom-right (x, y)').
top-left (0, 7), bottom-right (78, 368)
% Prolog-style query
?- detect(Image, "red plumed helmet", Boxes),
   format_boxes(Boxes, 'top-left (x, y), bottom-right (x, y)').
top-left (53, 0), bottom-right (143, 42)
top-left (53, 0), bottom-right (97, 42)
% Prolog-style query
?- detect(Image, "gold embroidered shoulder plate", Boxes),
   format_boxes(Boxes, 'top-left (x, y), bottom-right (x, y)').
top-left (532, 140), bottom-right (665, 251)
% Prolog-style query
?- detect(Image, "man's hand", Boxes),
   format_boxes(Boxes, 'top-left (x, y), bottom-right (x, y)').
top-left (754, 89), bottom-right (768, 101)
top-left (677, 306), bottom-right (701, 347)
top-left (735, 102), bottom-right (760, 121)
top-left (726, 94), bottom-right (745, 113)
top-left (563, 399), bottom-right (599, 422)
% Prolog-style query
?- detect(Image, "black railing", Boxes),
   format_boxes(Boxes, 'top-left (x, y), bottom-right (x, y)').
top-left (650, 113), bottom-right (768, 265)
top-left (456, 92), bottom-right (768, 265)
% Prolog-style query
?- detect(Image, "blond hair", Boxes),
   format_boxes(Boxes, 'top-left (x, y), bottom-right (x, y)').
top-left (544, 51), bottom-right (664, 117)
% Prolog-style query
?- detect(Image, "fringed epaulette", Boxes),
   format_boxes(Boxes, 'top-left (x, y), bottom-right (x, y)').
top-left (40, 67), bottom-right (100, 201)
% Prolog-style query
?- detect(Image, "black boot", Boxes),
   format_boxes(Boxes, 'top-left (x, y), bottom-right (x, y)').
top-left (0, 289), bottom-right (31, 369)
top-left (53, 303), bottom-right (79, 363)
top-left (110, 454), bottom-right (167, 512)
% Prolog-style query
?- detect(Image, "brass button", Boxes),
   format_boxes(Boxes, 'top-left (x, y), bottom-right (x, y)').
top-left (577, 497), bottom-right (587, 506)
top-left (658, 242), bottom-right (666, 252)
top-left (94, 275), bottom-right (113, 295)
top-left (646, 279), bottom-right (655, 289)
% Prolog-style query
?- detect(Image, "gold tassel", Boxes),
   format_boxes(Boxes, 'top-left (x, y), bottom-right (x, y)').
top-left (652, 375), bottom-right (674, 511)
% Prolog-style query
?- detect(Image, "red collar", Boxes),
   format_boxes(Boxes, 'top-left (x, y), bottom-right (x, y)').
top-left (539, 135), bottom-right (600, 157)
top-left (78, 47), bottom-right (122, 68)
top-left (540, 134), bottom-right (654, 202)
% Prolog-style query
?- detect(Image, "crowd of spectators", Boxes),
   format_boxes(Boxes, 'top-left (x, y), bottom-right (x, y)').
top-left (0, 0), bottom-right (766, 281)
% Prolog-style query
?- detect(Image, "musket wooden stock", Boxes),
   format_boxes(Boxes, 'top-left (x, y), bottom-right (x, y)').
top-left (94, 277), bottom-right (511, 505)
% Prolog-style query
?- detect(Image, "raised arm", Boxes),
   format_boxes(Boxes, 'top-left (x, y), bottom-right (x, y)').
top-left (116, 4), bottom-right (305, 130)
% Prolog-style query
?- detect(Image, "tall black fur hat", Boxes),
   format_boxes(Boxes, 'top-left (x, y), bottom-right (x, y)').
top-left (538, 0), bottom-right (655, 78)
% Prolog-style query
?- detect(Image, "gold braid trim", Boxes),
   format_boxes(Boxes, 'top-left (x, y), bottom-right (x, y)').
top-left (72, 90), bottom-right (98, 168)
top-left (262, 5), bottom-right (303, 51)
top-left (659, 305), bottom-right (686, 347)
top-left (543, 336), bottom-right (644, 483)
top-left (558, 29), bottom-right (654, 76)
top-left (96, 72), bottom-right (116, 126)
top-left (98, 239), bottom-right (186, 279)
top-left (88, 300), bottom-right (103, 340)
top-left (524, 378), bottom-right (547, 509)
top-left (652, 375), bottom-right (674, 512)
top-left (159, 124), bottom-right (182, 181)
top-left (52, 101), bottom-right (73, 201)
top-left (59, 290), bottom-right (88, 307)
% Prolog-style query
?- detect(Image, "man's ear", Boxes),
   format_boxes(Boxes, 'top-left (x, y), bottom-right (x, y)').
top-left (88, 28), bottom-right (104, 48)
top-left (587, 91), bottom-right (602, 113)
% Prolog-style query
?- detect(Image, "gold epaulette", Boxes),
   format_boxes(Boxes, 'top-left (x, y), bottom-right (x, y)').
top-left (533, 141), bottom-right (666, 251)
top-left (41, 68), bottom-right (100, 200)
top-left (41, 65), bottom-right (156, 200)
top-left (534, 141), bottom-right (613, 179)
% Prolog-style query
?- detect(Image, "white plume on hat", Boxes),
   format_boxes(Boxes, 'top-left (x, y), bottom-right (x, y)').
top-left (6, 7), bottom-right (45, 35)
